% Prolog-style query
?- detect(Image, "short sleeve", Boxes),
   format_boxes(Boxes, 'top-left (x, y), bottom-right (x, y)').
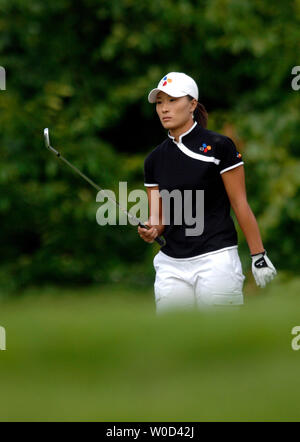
top-left (144, 152), bottom-right (159, 187)
top-left (217, 137), bottom-right (244, 174)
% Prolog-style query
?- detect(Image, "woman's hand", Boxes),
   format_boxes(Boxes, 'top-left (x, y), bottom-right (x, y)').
top-left (138, 221), bottom-right (159, 244)
top-left (251, 250), bottom-right (277, 288)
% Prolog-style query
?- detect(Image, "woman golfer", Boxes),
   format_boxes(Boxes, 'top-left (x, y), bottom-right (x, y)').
top-left (138, 72), bottom-right (277, 313)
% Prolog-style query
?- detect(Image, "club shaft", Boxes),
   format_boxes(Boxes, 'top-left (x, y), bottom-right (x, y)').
top-left (47, 145), bottom-right (167, 246)
top-left (44, 126), bottom-right (166, 247)
top-left (58, 154), bottom-right (139, 224)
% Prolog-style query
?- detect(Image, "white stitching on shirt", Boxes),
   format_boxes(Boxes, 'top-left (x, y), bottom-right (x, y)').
top-left (175, 141), bottom-right (221, 165)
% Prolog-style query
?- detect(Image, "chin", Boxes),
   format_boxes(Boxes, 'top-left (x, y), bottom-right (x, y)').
top-left (162, 120), bottom-right (175, 129)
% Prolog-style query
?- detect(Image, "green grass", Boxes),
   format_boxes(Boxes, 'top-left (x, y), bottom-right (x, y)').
top-left (0, 274), bottom-right (300, 422)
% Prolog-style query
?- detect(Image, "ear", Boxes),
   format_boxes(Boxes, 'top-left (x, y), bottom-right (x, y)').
top-left (190, 98), bottom-right (198, 113)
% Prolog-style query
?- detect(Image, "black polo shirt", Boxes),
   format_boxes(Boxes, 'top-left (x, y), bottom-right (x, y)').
top-left (144, 121), bottom-right (244, 258)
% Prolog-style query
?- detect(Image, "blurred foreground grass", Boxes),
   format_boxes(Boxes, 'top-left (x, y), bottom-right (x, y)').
top-left (0, 274), bottom-right (300, 422)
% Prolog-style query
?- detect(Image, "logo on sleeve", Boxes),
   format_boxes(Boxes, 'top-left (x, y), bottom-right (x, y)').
top-left (199, 143), bottom-right (212, 153)
top-left (236, 151), bottom-right (242, 158)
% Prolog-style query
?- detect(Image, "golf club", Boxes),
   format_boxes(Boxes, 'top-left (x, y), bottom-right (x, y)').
top-left (43, 128), bottom-right (166, 247)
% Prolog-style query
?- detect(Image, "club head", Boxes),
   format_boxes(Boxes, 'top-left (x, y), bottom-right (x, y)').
top-left (44, 128), bottom-right (50, 149)
top-left (43, 128), bottom-right (60, 157)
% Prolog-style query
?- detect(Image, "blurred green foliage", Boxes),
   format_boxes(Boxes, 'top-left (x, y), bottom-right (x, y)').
top-left (0, 0), bottom-right (299, 291)
top-left (1, 277), bottom-right (300, 421)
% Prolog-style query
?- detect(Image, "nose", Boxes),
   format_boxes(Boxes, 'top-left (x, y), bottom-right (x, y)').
top-left (161, 102), bottom-right (169, 113)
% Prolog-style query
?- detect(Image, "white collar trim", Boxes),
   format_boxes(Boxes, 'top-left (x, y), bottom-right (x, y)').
top-left (168, 121), bottom-right (221, 165)
top-left (168, 121), bottom-right (198, 143)
top-left (175, 142), bottom-right (221, 165)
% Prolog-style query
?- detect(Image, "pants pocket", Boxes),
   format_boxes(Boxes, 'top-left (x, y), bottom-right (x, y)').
top-left (195, 249), bottom-right (245, 307)
top-left (212, 250), bottom-right (245, 305)
top-left (153, 252), bottom-right (160, 269)
top-left (230, 249), bottom-right (246, 292)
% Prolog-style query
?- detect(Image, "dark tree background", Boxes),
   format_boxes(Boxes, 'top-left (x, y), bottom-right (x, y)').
top-left (0, 0), bottom-right (299, 292)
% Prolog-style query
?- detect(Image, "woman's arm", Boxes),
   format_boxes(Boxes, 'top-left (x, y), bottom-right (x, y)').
top-left (221, 166), bottom-right (264, 255)
top-left (138, 186), bottom-right (165, 243)
top-left (222, 165), bottom-right (277, 287)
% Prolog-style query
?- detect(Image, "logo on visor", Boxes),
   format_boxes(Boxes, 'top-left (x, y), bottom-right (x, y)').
top-left (199, 143), bottom-right (212, 153)
top-left (162, 76), bottom-right (173, 87)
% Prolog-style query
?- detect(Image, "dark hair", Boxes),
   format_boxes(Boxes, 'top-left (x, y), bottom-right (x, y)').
top-left (187, 95), bottom-right (208, 128)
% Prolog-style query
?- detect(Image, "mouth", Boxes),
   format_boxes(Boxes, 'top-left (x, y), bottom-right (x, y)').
top-left (162, 117), bottom-right (172, 122)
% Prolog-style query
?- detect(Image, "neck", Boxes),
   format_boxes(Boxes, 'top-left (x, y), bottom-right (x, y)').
top-left (169, 119), bottom-right (195, 142)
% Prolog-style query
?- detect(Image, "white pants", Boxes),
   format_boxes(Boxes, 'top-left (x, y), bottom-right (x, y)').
top-left (153, 247), bottom-right (245, 314)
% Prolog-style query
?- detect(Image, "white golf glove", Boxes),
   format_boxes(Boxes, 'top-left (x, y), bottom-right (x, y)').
top-left (251, 250), bottom-right (277, 288)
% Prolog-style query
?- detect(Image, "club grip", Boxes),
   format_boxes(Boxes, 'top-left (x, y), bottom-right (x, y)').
top-left (138, 222), bottom-right (166, 247)
top-left (154, 235), bottom-right (167, 247)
